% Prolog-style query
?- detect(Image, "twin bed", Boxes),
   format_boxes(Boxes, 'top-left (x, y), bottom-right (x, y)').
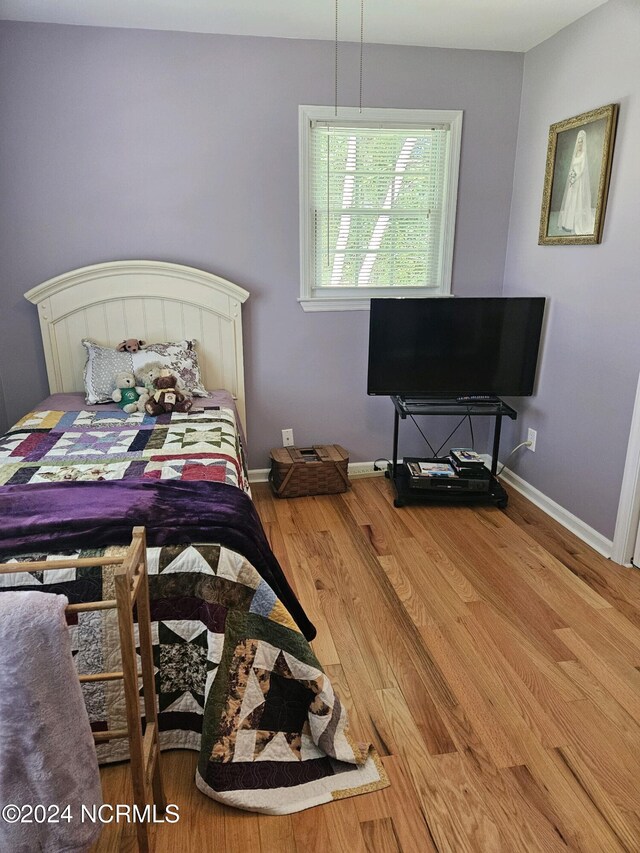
top-left (0, 261), bottom-right (385, 815)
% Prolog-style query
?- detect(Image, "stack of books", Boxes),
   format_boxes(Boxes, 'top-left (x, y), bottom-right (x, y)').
top-left (406, 460), bottom-right (456, 479)
top-left (450, 449), bottom-right (489, 479)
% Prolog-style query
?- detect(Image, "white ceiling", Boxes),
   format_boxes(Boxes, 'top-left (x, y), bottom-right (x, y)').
top-left (0, 0), bottom-right (608, 52)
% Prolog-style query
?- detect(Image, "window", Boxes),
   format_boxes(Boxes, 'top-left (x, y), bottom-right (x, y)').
top-left (299, 106), bottom-right (463, 311)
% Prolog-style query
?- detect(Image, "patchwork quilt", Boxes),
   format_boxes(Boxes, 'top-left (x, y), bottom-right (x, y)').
top-left (0, 407), bottom-right (249, 492)
top-left (0, 542), bottom-right (385, 813)
top-left (0, 407), bottom-right (387, 812)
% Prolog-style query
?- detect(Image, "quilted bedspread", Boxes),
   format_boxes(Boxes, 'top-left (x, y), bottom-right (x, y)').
top-left (0, 408), bottom-right (387, 812)
top-left (0, 541), bottom-right (385, 813)
top-left (0, 406), bottom-right (250, 491)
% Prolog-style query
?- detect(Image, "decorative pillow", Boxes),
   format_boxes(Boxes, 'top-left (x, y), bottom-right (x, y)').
top-left (82, 341), bottom-right (132, 404)
top-left (131, 341), bottom-right (208, 397)
top-left (82, 339), bottom-right (208, 404)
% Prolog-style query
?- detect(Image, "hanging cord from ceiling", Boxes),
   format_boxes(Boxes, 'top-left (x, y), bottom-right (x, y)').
top-left (328, 0), bottom-right (364, 263)
top-left (335, 0), bottom-right (339, 116)
top-left (359, 0), bottom-right (364, 112)
top-left (334, 0), bottom-right (365, 114)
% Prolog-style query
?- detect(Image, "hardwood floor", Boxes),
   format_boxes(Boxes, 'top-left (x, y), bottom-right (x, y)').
top-left (96, 477), bottom-right (640, 852)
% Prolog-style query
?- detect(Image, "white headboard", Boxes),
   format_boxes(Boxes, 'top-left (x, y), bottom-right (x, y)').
top-left (25, 260), bottom-right (250, 429)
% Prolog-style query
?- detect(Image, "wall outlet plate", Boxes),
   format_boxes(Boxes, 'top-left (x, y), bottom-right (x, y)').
top-left (527, 428), bottom-right (537, 452)
top-left (282, 428), bottom-right (294, 447)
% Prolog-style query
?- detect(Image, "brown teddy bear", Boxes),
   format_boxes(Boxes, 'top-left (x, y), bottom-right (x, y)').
top-left (144, 372), bottom-right (192, 415)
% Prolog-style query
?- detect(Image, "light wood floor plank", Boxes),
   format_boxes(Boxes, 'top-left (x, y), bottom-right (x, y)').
top-left (505, 491), bottom-right (640, 620)
top-left (257, 813), bottom-right (297, 853)
top-left (376, 687), bottom-right (484, 853)
top-left (559, 722), bottom-right (640, 818)
top-left (380, 755), bottom-right (438, 853)
top-left (559, 659), bottom-right (640, 741)
top-left (410, 505), bottom-right (576, 662)
top-left (361, 817), bottom-right (402, 853)
top-left (555, 627), bottom-right (640, 722)
top-left (224, 807), bottom-right (261, 853)
top-left (95, 478), bottom-right (640, 852)
top-left (290, 801), bottom-right (333, 853)
top-left (281, 533), bottom-right (341, 666)
top-left (460, 608), bottom-right (568, 750)
top-left (518, 746), bottom-right (628, 852)
top-left (467, 600), bottom-right (584, 703)
top-left (419, 617), bottom-right (526, 768)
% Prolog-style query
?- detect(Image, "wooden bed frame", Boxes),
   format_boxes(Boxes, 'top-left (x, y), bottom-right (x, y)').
top-left (25, 260), bottom-right (250, 429)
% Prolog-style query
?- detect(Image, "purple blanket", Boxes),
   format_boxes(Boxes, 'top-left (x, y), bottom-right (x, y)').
top-left (0, 480), bottom-right (315, 641)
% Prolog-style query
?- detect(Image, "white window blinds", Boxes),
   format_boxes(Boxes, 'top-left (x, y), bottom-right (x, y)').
top-left (310, 122), bottom-right (451, 290)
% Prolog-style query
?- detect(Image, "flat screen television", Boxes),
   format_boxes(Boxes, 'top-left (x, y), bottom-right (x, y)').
top-left (367, 297), bottom-right (546, 398)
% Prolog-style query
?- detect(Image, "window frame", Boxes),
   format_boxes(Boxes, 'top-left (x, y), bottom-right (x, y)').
top-left (298, 105), bottom-right (463, 312)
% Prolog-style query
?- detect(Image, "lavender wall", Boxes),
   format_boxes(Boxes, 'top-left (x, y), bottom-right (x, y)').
top-left (502, 0), bottom-right (640, 539)
top-left (0, 22), bottom-right (523, 465)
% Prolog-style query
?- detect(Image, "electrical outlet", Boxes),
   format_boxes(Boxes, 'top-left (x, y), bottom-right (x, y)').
top-left (527, 428), bottom-right (537, 452)
top-left (282, 428), bottom-right (294, 447)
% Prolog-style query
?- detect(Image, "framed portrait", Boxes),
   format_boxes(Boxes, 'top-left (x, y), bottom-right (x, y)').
top-left (539, 103), bottom-right (619, 245)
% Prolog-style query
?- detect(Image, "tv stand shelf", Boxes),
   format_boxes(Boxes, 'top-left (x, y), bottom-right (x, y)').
top-left (388, 395), bottom-right (517, 509)
top-left (393, 396), bottom-right (517, 418)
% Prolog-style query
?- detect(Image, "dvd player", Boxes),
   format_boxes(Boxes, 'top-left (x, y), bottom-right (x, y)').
top-left (408, 475), bottom-right (490, 493)
top-left (404, 457), bottom-right (491, 493)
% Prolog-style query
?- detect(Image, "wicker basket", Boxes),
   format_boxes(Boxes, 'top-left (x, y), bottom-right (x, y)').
top-left (269, 445), bottom-right (350, 498)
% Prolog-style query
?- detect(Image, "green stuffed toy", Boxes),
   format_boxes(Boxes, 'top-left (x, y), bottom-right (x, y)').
top-left (112, 371), bottom-right (146, 414)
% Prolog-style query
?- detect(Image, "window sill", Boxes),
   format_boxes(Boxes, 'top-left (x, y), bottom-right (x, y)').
top-left (299, 297), bottom-right (371, 312)
top-left (298, 289), bottom-right (450, 312)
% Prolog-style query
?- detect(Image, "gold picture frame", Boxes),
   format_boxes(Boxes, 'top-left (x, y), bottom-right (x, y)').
top-left (539, 103), bottom-right (618, 245)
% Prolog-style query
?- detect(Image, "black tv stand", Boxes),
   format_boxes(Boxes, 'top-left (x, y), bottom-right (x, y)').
top-left (388, 395), bottom-right (517, 508)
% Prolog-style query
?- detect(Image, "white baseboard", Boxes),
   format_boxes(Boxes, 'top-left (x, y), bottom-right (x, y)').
top-left (248, 460), bottom-right (386, 484)
top-left (499, 465), bottom-right (613, 559)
